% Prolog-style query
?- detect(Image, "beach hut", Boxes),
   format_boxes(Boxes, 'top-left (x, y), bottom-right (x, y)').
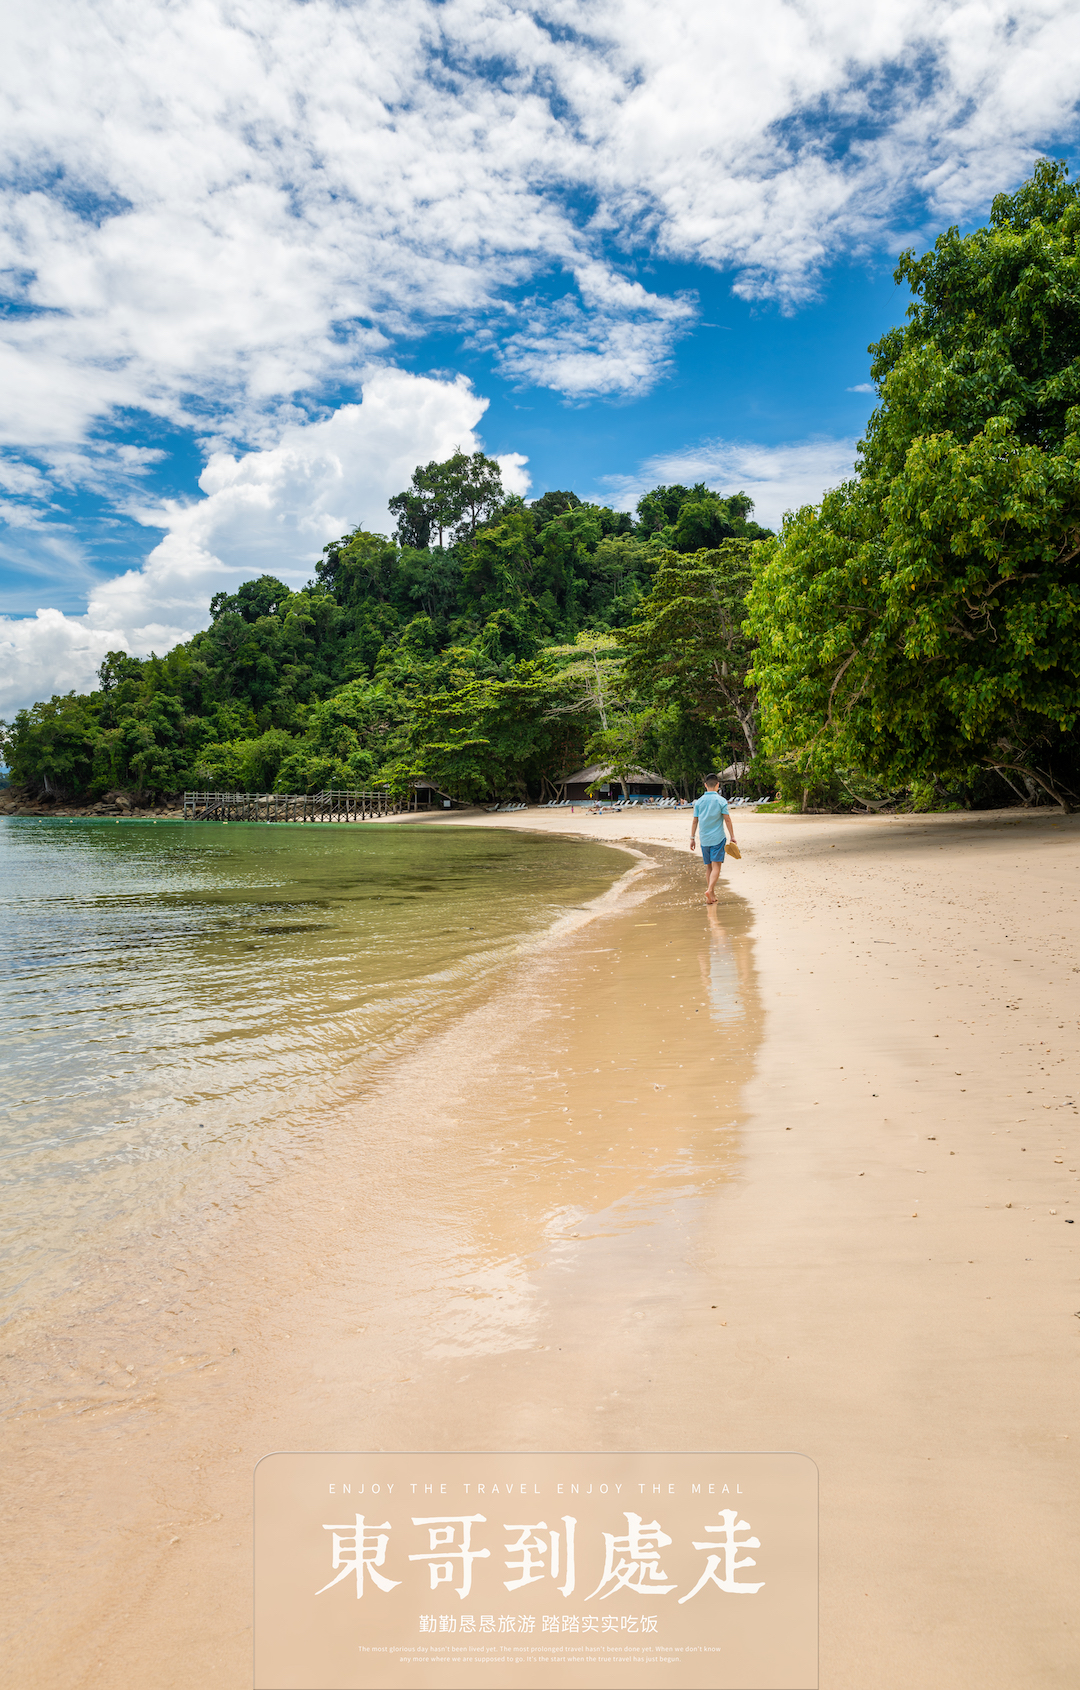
top-left (411, 781), bottom-right (456, 809)
top-left (557, 763), bottom-right (674, 802)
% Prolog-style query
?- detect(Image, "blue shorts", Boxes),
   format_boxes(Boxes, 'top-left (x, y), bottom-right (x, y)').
top-left (700, 842), bottom-right (726, 864)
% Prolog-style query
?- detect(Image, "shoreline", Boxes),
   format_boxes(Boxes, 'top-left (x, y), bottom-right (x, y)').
top-left (4, 834), bottom-right (682, 1687)
top-left (3, 808), bottom-right (1078, 1687)
top-left (426, 803), bottom-right (1080, 1686)
top-left (0, 823), bottom-right (640, 1358)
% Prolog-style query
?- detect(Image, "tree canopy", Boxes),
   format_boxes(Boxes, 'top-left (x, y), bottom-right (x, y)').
top-left (2, 460), bottom-right (770, 804)
top-left (747, 159), bottom-right (1080, 809)
top-left (620, 543), bottom-right (761, 761)
top-left (387, 450), bottom-right (506, 548)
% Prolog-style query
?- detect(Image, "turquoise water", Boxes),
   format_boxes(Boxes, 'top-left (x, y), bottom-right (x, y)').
top-left (0, 820), bottom-right (628, 1326)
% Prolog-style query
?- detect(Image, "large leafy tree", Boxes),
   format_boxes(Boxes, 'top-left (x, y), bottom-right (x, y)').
top-left (529, 489), bottom-right (583, 523)
top-left (620, 542), bottom-right (762, 759)
top-left (388, 450), bottom-right (505, 548)
top-left (2, 694), bottom-right (100, 793)
top-left (635, 483), bottom-right (771, 550)
top-left (748, 161), bottom-right (1080, 808)
top-left (402, 659), bottom-right (581, 803)
top-left (544, 632), bottom-right (628, 732)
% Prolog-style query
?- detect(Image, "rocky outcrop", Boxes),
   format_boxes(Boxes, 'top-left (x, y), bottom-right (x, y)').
top-left (0, 787), bottom-right (184, 819)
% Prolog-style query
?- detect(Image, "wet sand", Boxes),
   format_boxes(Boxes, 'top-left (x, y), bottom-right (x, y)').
top-left (3, 808), bottom-right (1079, 1688)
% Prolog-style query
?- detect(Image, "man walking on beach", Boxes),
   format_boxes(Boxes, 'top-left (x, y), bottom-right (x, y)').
top-left (689, 774), bottom-right (736, 904)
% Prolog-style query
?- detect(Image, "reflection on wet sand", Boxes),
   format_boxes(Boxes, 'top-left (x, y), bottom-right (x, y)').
top-left (402, 858), bottom-right (762, 1364)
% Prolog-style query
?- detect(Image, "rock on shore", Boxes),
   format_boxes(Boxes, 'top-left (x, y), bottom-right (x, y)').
top-left (0, 787), bottom-right (184, 820)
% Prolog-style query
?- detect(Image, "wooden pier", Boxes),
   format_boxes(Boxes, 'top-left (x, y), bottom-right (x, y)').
top-left (182, 788), bottom-right (409, 823)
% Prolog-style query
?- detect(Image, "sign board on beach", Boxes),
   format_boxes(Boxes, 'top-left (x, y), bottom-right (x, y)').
top-left (254, 1451), bottom-right (817, 1689)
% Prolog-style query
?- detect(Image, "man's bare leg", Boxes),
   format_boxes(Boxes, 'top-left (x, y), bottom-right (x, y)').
top-left (704, 860), bottom-right (722, 903)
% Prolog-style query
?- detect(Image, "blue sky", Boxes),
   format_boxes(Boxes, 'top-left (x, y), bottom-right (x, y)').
top-left (3, 0), bottom-right (1080, 714)
top-left (453, 257), bottom-right (903, 491)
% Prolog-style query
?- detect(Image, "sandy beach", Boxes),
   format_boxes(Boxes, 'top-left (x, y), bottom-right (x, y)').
top-left (3, 805), bottom-right (1079, 1689)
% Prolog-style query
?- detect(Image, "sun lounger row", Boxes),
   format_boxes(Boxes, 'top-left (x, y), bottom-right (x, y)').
top-left (539, 796), bottom-right (684, 808)
top-left (536, 794), bottom-right (765, 809)
top-left (484, 801), bottom-right (529, 812)
top-left (621, 796), bottom-right (682, 807)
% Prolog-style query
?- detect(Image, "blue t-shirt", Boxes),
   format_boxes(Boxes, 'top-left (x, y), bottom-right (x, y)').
top-left (693, 790), bottom-right (730, 845)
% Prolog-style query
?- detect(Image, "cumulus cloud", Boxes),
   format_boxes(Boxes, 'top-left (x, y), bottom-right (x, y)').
top-left (2, 0), bottom-right (1079, 440)
top-left (0, 611), bottom-right (129, 724)
top-left (598, 435), bottom-right (861, 531)
top-left (493, 265), bottom-right (697, 398)
top-left (0, 369), bottom-right (528, 717)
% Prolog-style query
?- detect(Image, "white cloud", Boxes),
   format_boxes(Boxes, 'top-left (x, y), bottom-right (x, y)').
top-left (493, 454), bottom-right (532, 498)
top-left (0, 439), bottom-right (194, 612)
top-left (597, 435), bottom-right (860, 530)
top-left (1, 0), bottom-right (1078, 440)
top-left (847, 383), bottom-right (876, 393)
top-left (493, 266), bottom-right (697, 398)
top-left (0, 369), bottom-right (528, 717)
top-left (577, 0), bottom-right (1080, 304)
top-left (0, 610), bottom-right (128, 722)
top-left (0, 460), bottom-right (52, 498)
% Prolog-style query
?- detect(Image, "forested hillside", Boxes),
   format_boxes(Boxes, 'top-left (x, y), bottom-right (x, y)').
top-left (1, 475), bottom-right (770, 804)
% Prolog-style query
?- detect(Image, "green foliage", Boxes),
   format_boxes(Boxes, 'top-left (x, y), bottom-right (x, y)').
top-left (528, 489), bottom-right (584, 524)
top-left (634, 484), bottom-right (772, 550)
top-left (2, 693), bottom-right (100, 794)
top-left (191, 730), bottom-right (286, 793)
top-left (766, 759), bottom-right (853, 812)
top-left (544, 631), bottom-right (628, 731)
top-left (620, 542), bottom-right (764, 758)
top-left (748, 160), bottom-right (1080, 809)
top-left (404, 659), bottom-right (583, 804)
top-left (388, 450), bottom-right (505, 548)
top-left (4, 454), bottom-right (769, 803)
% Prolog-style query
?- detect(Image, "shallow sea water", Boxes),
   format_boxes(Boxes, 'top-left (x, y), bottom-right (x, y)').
top-left (0, 819), bottom-right (629, 1327)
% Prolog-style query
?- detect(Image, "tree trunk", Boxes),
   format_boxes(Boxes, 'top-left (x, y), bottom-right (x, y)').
top-left (986, 760), bottom-right (1075, 813)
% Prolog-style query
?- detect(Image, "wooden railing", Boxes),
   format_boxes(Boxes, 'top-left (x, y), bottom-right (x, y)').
top-left (182, 789), bottom-right (408, 823)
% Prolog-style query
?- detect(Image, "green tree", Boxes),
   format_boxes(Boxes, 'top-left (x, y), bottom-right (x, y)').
top-left (388, 460), bottom-right (455, 548)
top-left (453, 451), bottom-right (507, 543)
top-left (388, 451), bottom-right (505, 549)
top-left (529, 489), bottom-right (583, 523)
top-left (747, 160), bottom-right (1080, 809)
top-left (672, 490), bottom-right (769, 551)
top-left (1, 694), bottom-right (101, 794)
top-left (545, 632), bottom-right (628, 731)
top-left (208, 574), bottom-right (292, 623)
top-left (404, 659), bottom-right (580, 803)
top-left (633, 484), bottom-right (770, 550)
top-left (635, 484), bottom-right (697, 537)
top-left (97, 651), bottom-right (146, 693)
top-left (621, 543), bottom-right (762, 758)
top-left (460, 507), bottom-right (537, 618)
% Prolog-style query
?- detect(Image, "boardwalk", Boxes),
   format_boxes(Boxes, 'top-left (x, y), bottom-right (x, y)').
top-left (182, 788), bottom-right (409, 823)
